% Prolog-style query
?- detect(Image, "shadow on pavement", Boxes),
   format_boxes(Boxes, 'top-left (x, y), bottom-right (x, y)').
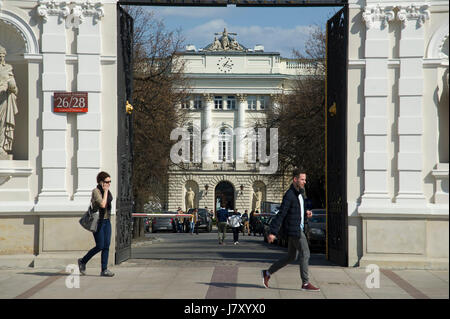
top-left (16, 272), bottom-right (68, 277)
top-left (199, 282), bottom-right (301, 292)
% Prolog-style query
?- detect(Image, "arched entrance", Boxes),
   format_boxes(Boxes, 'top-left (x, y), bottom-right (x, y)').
top-left (215, 181), bottom-right (235, 211)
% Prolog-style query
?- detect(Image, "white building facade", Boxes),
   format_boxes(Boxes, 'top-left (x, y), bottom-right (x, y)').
top-left (347, 0), bottom-right (449, 268)
top-left (167, 29), bottom-right (316, 214)
top-left (0, 0), bottom-right (119, 268)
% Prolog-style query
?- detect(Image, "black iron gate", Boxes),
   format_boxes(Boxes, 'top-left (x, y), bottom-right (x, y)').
top-left (325, 6), bottom-right (348, 267)
top-left (115, 5), bottom-right (134, 265)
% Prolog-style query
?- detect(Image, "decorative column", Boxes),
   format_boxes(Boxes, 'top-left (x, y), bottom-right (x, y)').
top-left (202, 93), bottom-right (214, 167)
top-left (395, 4), bottom-right (430, 205)
top-left (235, 93), bottom-right (247, 169)
top-left (36, 1), bottom-right (70, 205)
top-left (74, 2), bottom-right (104, 202)
top-left (360, 4), bottom-right (394, 207)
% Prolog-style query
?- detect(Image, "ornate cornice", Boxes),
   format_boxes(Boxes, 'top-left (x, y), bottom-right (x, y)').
top-left (362, 4), bottom-right (395, 29)
top-left (397, 4), bottom-right (430, 28)
top-left (37, 0), bottom-right (70, 22)
top-left (37, 0), bottom-right (104, 27)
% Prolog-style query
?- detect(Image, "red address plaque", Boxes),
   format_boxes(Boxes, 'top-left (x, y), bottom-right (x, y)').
top-left (53, 92), bottom-right (88, 113)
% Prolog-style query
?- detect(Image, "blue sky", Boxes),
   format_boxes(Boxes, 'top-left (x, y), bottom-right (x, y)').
top-left (146, 5), bottom-right (340, 58)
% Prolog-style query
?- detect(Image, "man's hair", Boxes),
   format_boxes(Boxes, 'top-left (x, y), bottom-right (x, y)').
top-left (96, 171), bottom-right (111, 184)
top-left (292, 168), bottom-right (306, 179)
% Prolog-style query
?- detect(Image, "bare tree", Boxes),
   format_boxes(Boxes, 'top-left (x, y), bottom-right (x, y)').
top-left (124, 7), bottom-right (191, 219)
top-left (261, 25), bottom-right (326, 208)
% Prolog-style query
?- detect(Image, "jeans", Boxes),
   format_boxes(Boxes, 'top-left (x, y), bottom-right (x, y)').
top-left (217, 222), bottom-right (227, 243)
top-left (190, 221), bottom-right (195, 233)
top-left (268, 231), bottom-right (310, 285)
top-left (81, 219), bottom-right (111, 272)
top-left (232, 227), bottom-right (240, 242)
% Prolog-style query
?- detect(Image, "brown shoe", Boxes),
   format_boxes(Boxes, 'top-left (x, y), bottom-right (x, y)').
top-left (261, 270), bottom-right (270, 288)
top-left (302, 282), bottom-right (320, 292)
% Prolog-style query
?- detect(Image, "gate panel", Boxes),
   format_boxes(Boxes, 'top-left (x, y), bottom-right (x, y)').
top-left (116, 6), bottom-right (134, 265)
top-left (326, 6), bottom-right (348, 267)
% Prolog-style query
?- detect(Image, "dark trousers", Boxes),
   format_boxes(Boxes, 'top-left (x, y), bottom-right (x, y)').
top-left (81, 219), bottom-right (111, 272)
top-left (232, 227), bottom-right (240, 242)
top-left (268, 231), bottom-right (310, 285)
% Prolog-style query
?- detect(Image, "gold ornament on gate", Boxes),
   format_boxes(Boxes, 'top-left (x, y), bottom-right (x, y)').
top-left (329, 102), bottom-right (337, 117)
top-left (126, 100), bottom-right (133, 114)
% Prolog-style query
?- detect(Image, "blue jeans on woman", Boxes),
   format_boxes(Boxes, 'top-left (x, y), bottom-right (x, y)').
top-left (81, 219), bottom-right (111, 272)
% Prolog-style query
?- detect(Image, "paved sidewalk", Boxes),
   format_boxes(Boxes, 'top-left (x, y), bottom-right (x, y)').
top-left (0, 259), bottom-right (448, 299)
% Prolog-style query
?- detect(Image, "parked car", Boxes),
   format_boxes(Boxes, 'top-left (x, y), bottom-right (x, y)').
top-left (306, 214), bottom-right (326, 252)
top-left (187, 208), bottom-right (213, 232)
top-left (151, 212), bottom-right (177, 233)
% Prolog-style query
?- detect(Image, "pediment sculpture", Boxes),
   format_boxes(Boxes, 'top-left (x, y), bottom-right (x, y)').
top-left (204, 28), bottom-right (245, 52)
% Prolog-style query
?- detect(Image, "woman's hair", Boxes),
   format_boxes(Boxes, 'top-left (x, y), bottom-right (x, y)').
top-left (96, 171), bottom-right (111, 184)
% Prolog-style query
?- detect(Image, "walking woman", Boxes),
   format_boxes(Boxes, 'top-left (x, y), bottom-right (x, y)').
top-left (78, 172), bottom-right (115, 277)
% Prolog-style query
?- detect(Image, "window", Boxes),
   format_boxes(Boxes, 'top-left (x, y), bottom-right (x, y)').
top-left (247, 96), bottom-right (257, 110)
top-left (181, 98), bottom-right (190, 109)
top-left (194, 96), bottom-right (202, 109)
top-left (259, 96), bottom-right (266, 110)
top-left (214, 96), bottom-right (223, 109)
top-left (226, 96), bottom-right (236, 110)
top-left (218, 128), bottom-right (232, 162)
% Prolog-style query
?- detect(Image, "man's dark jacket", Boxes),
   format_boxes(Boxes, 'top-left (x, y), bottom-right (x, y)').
top-left (270, 184), bottom-right (308, 238)
top-left (216, 208), bottom-right (229, 223)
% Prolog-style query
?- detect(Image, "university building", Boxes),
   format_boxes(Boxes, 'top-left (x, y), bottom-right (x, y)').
top-left (167, 28), bottom-right (318, 214)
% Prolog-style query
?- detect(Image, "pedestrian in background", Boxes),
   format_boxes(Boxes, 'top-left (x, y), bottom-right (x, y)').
top-left (78, 171), bottom-right (115, 277)
top-left (176, 208), bottom-right (183, 233)
top-left (242, 210), bottom-right (250, 236)
top-left (229, 212), bottom-right (242, 245)
top-left (216, 204), bottom-right (229, 245)
top-left (193, 208), bottom-right (199, 235)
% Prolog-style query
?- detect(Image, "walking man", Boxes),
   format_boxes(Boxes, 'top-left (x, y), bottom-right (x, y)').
top-left (262, 168), bottom-right (320, 292)
top-left (216, 204), bottom-right (229, 245)
top-left (229, 212), bottom-right (242, 245)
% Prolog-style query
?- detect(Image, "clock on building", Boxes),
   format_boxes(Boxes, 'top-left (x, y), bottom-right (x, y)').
top-left (217, 57), bottom-right (234, 73)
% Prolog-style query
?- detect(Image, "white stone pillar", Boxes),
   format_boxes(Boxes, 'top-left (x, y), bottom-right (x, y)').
top-left (236, 94), bottom-right (247, 168)
top-left (360, 5), bottom-right (394, 207)
top-left (395, 4), bottom-right (430, 205)
top-left (73, 4), bottom-right (104, 202)
top-left (36, 3), bottom-right (69, 205)
top-left (202, 94), bottom-right (214, 167)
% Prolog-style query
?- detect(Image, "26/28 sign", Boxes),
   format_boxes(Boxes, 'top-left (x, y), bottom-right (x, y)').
top-left (53, 92), bottom-right (88, 113)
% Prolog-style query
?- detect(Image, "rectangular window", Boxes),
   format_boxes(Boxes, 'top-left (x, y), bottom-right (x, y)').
top-left (214, 96), bottom-right (223, 109)
top-left (248, 96), bottom-right (257, 110)
top-left (181, 98), bottom-right (190, 109)
top-left (259, 96), bottom-right (266, 110)
top-left (226, 96), bottom-right (236, 110)
top-left (194, 96), bottom-right (202, 109)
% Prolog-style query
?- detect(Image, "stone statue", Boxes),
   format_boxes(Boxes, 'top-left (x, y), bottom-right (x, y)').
top-left (216, 197), bottom-right (221, 210)
top-left (0, 45), bottom-right (18, 160)
top-left (186, 187), bottom-right (195, 210)
top-left (230, 37), bottom-right (241, 51)
top-left (221, 28), bottom-right (230, 50)
top-left (253, 188), bottom-right (263, 212)
top-left (211, 36), bottom-right (222, 51)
